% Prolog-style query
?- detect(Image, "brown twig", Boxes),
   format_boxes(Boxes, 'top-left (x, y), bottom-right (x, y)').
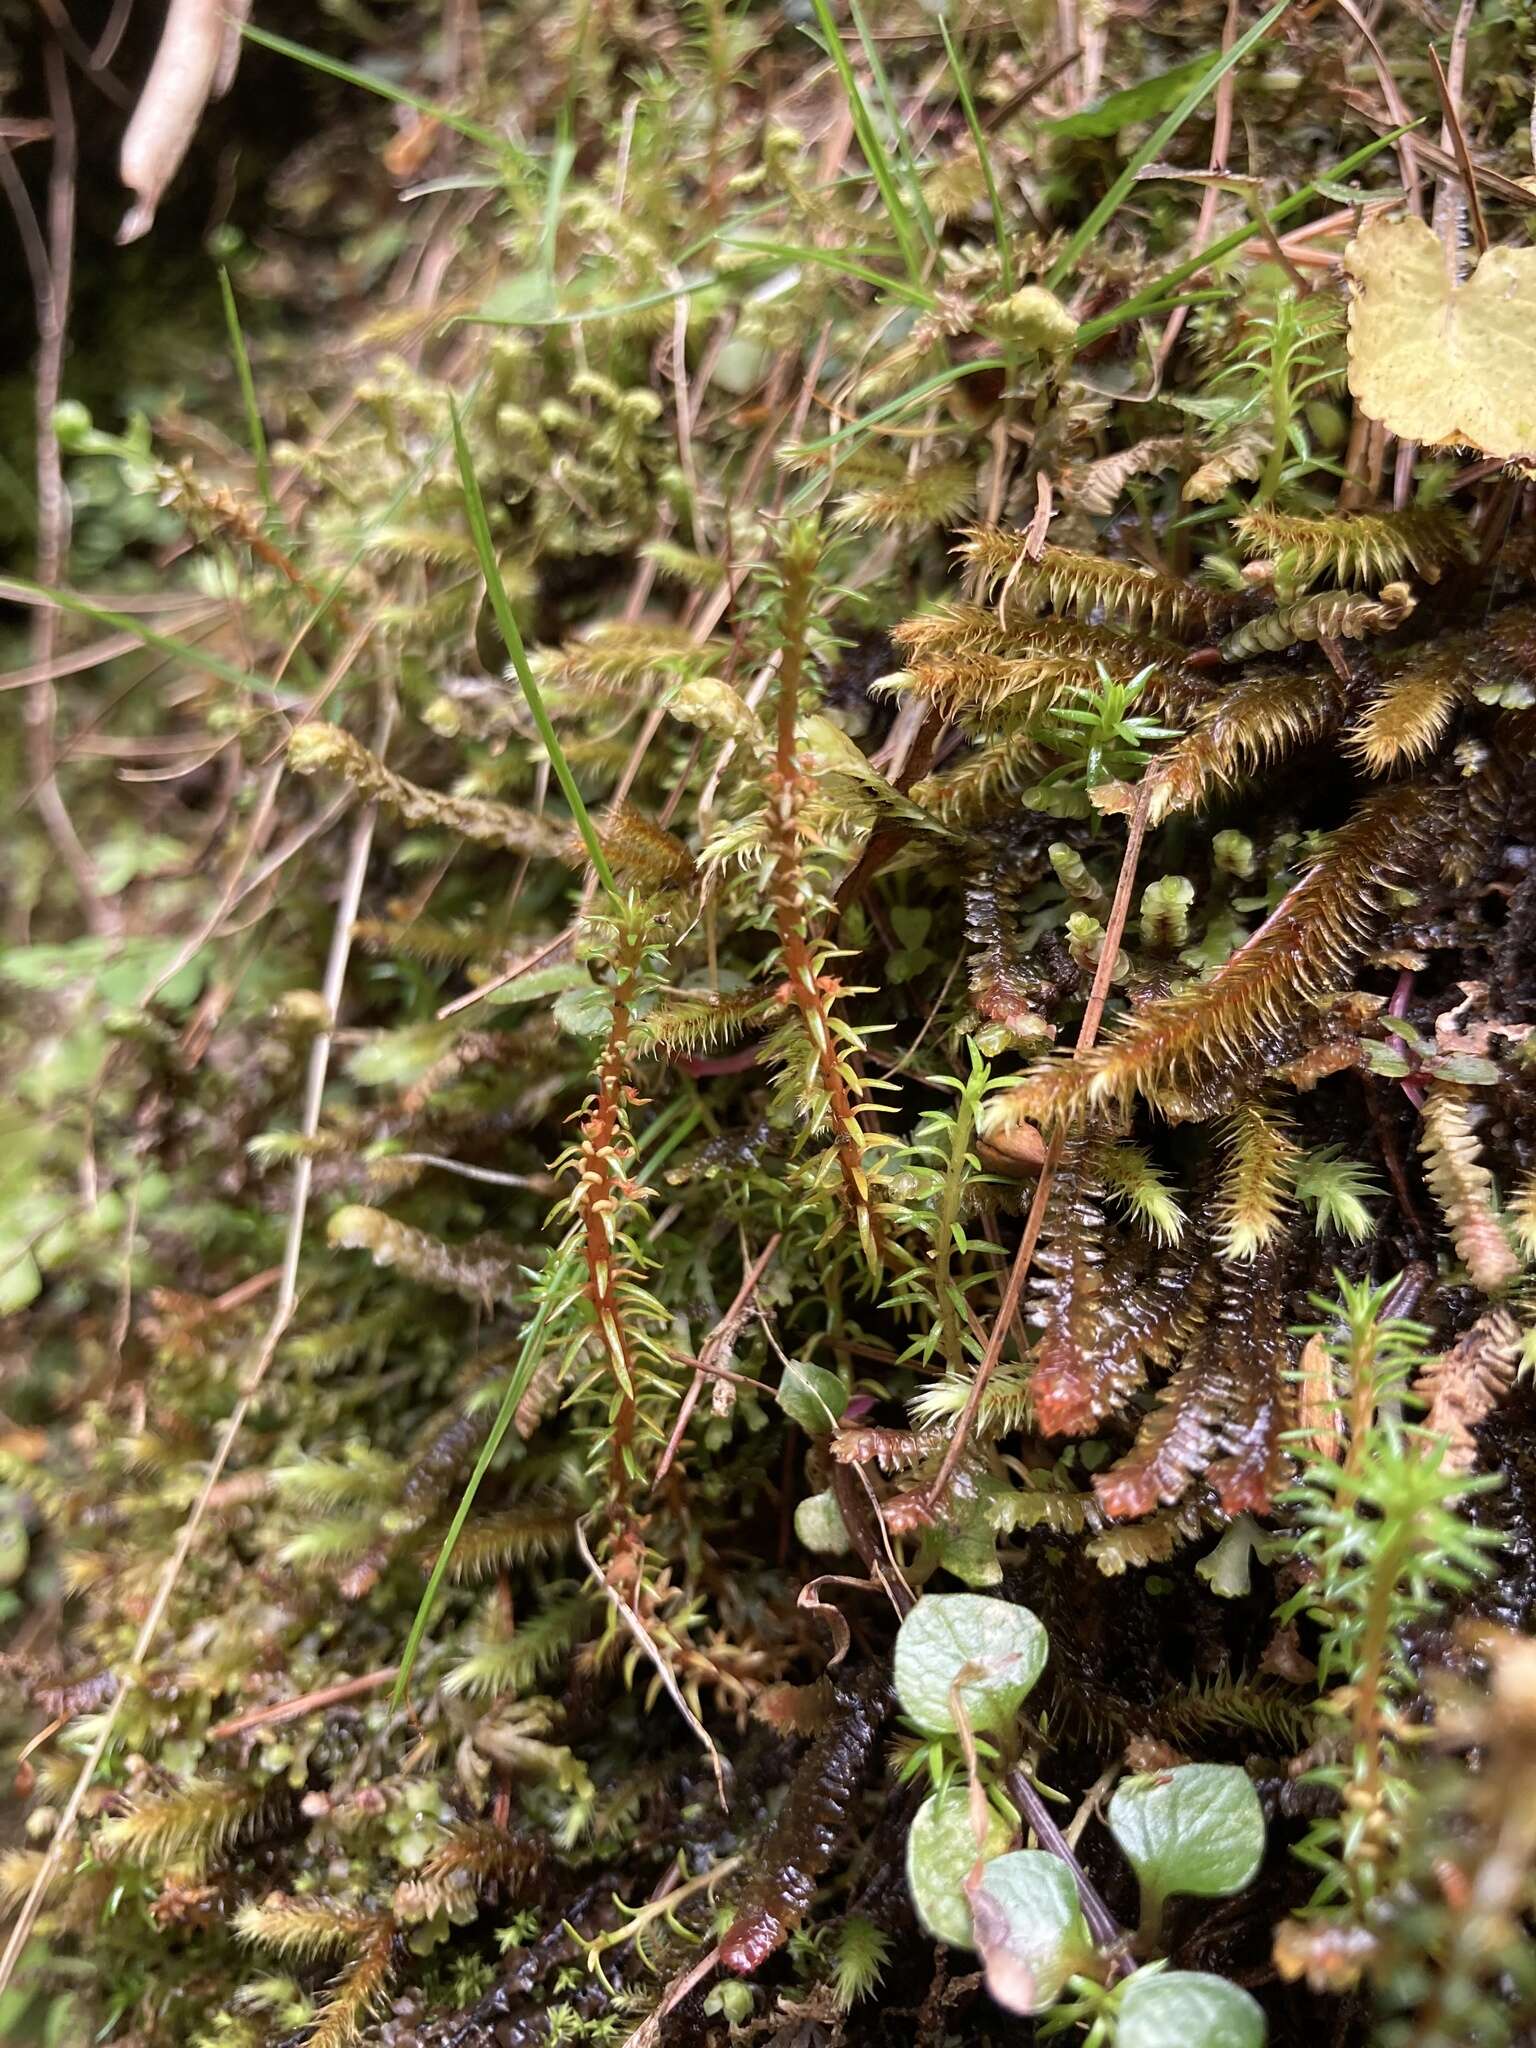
top-left (1334, 0), bottom-right (1423, 219)
top-left (1429, 41), bottom-right (1489, 259)
top-left (655, 1233), bottom-right (782, 1487)
top-left (1153, 0), bottom-right (1237, 377)
top-left (209, 1667), bottom-right (400, 1741)
top-left (922, 776), bottom-right (1154, 1514)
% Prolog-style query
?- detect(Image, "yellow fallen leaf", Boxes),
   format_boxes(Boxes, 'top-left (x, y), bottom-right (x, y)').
top-left (1344, 215), bottom-right (1536, 459)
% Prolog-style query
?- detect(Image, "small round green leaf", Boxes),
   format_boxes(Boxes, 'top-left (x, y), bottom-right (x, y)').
top-left (894, 1593), bottom-right (1048, 1736)
top-left (794, 1489), bottom-right (851, 1554)
top-left (968, 1850), bottom-right (1095, 2012)
top-left (777, 1360), bottom-right (848, 1433)
top-left (906, 1785), bottom-right (1013, 1948)
top-left (1116, 1970), bottom-right (1266, 2048)
top-left (1107, 1764), bottom-right (1265, 1910)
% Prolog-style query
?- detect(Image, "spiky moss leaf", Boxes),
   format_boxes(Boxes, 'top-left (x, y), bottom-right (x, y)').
top-left (1214, 1102), bottom-right (1298, 1261)
top-left (98, 1778), bottom-right (269, 1872)
top-left (535, 622), bottom-right (719, 699)
top-left (835, 457), bottom-right (976, 534)
top-left (959, 534), bottom-right (1234, 638)
top-left (235, 1896), bottom-right (381, 1959)
top-left (1234, 505), bottom-right (1472, 590)
top-left (910, 727), bottom-right (1053, 826)
top-left (1293, 1145), bottom-right (1382, 1242)
top-left (828, 1912), bottom-right (892, 2009)
top-left (1094, 1139), bottom-right (1186, 1245)
top-left (1133, 661), bottom-right (1347, 824)
top-left (1016, 778), bottom-right (1448, 1127)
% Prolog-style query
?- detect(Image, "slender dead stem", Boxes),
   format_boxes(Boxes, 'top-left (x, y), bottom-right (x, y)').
top-left (1153, 0), bottom-right (1237, 378)
top-left (655, 1232), bottom-right (782, 1487)
top-left (0, 788), bottom-right (379, 1998)
top-left (922, 777), bottom-right (1153, 1513)
top-left (573, 1513), bottom-right (729, 1808)
top-left (209, 1666), bottom-right (399, 1741)
top-left (1, 47), bottom-right (106, 928)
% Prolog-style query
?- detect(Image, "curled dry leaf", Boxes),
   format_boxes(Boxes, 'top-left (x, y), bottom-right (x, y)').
top-left (1345, 215), bottom-right (1536, 459)
top-left (119, 0), bottom-right (252, 243)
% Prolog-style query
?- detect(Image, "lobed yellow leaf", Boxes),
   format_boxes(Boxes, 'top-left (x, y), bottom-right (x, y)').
top-left (1345, 216), bottom-right (1536, 459)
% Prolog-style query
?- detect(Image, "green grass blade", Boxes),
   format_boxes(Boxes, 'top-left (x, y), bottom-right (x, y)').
top-left (1046, 0), bottom-right (1290, 289)
top-left (717, 235), bottom-right (936, 308)
top-left (218, 269), bottom-right (272, 518)
top-left (847, 0), bottom-right (937, 248)
top-left (1072, 127), bottom-right (1405, 345)
top-left (449, 401), bottom-right (619, 902)
top-left (807, 0), bottom-right (926, 286)
top-left (241, 22), bottom-right (532, 179)
top-left (538, 114), bottom-right (577, 295)
top-left (391, 1260), bottom-right (574, 1706)
top-left (468, 273), bottom-right (720, 329)
top-left (939, 17), bottom-right (1013, 297)
top-left (787, 356), bottom-right (1006, 459)
top-left (0, 579), bottom-right (277, 695)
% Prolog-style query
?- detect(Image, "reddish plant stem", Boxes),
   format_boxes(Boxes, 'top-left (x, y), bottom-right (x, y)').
top-left (922, 777), bottom-right (1153, 1514)
top-left (1006, 1767), bottom-right (1132, 1974)
top-left (577, 923), bottom-right (645, 1505)
top-left (766, 535), bottom-right (884, 1269)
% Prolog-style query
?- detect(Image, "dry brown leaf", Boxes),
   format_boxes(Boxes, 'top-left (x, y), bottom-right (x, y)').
top-left (1413, 1309), bottom-right (1521, 1472)
top-left (1345, 216), bottom-right (1536, 458)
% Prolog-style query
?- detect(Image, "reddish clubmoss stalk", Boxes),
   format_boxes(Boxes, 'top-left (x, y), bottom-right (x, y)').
top-left (576, 912), bottom-right (648, 1505)
top-left (766, 522), bottom-right (884, 1271)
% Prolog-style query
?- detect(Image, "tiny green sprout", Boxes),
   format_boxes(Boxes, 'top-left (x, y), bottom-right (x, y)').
top-left (1211, 829), bottom-right (1257, 879)
top-left (1024, 666), bottom-right (1181, 820)
top-left (1107, 1763), bottom-right (1265, 1947)
top-left (1140, 874), bottom-right (1195, 952)
top-left (893, 1592), bottom-right (1048, 1737)
top-left (703, 1979), bottom-right (754, 2023)
top-left (968, 1850), bottom-right (1097, 2013)
top-left (776, 1360), bottom-right (848, 1434)
top-left (1049, 842), bottom-right (1107, 907)
top-left (1294, 1145), bottom-right (1383, 1242)
top-left (1115, 1968), bottom-right (1266, 2048)
top-left (905, 1783), bottom-right (1014, 1948)
top-left (1193, 1513), bottom-right (1266, 1599)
